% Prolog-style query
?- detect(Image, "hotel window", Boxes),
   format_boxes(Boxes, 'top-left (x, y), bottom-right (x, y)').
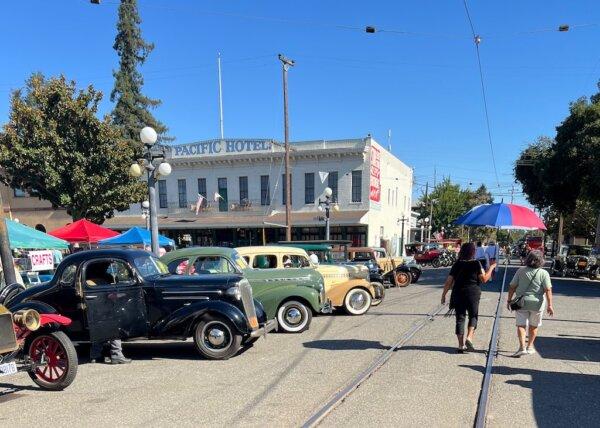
top-left (328, 171), bottom-right (338, 201)
top-left (158, 180), bottom-right (167, 208)
top-left (282, 174), bottom-right (292, 205)
top-left (197, 178), bottom-right (207, 198)
top-left (239, 176), bottom-right (248, 202)
top-left (261, 175), bottom-right (270, 206)
top-left (218, 178), bottom-right (228, 212)
top-left (178, 179), bottom-right (187, 208)
top-left (304, 173), bottom-right (315, 204)
top-left (351, 170), bottom-right (362, 202)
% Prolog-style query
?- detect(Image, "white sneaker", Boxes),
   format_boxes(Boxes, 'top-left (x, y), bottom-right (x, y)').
top-left (526, 347), bottom-right (536, 355)
top-left (512, 349), bottom-right (528, 358)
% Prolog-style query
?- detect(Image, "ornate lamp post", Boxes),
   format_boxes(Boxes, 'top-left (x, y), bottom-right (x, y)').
top-left (397, 216), bottom-right (408, 256)
top-left (129, 127), bottom-right (172, 255)
top-left (317, 187), bottom-right (339, 240)
top-left (418, 217), bottom-right (429, 242)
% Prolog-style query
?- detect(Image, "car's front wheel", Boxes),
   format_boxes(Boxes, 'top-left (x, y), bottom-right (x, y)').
top-left (193, 315), bottom-right (243, 360)
top-left (344, 288), bottom-right (372, 315)
top-left (395, 270), bottom-right (411, 287)
top-left (277, 300), bottom-right (312, 333)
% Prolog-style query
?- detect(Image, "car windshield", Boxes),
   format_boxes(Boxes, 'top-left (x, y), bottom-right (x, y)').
top-left (134, 255), bottom-right (168, 278)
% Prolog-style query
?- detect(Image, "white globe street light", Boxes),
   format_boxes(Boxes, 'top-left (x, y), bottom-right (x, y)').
top-left (140, 126), bottom-right (158, 146)
top-left (157, 162), bottom-right (172, 177)
top-left (129, 126), bottom-right (172, 255)
top-left (324, 187), bottom-right (333, 198)
top-left (318, 186), bottom-right (337, 240)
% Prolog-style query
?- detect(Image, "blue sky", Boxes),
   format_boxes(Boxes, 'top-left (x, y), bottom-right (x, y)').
top-left (2, 0), bottom-right (599, 206)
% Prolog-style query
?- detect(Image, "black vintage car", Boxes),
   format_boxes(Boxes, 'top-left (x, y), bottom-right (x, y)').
top-left (5, 249), bottom-right (277, 360)
top-left (551, 245), bottom-right (599, 280)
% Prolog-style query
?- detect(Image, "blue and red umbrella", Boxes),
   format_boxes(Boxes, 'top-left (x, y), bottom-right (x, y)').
top-left (454, 203), bottom-right (546, 230)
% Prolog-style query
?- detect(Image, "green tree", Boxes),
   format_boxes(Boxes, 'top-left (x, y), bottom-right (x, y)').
top-left (543, 201), bottom-right (597, 244)
top-left (111, 0), bottom-right (170, 147)
top-left (416, 180), bottom-right (495, 240)
top-left (514, 136), bottom-right (554, 210)
top-left (0, 74), bottom-right (145, 223)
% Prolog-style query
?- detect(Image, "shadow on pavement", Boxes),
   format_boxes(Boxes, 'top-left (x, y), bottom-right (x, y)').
top-left (399, 345), bottom-right (486, 354)
top-left (535, 336), bottom-right (600, 363)
top-left (463, 364), bottom-right (600, 427)
top-left (303, 339), bottom-right (389, 351)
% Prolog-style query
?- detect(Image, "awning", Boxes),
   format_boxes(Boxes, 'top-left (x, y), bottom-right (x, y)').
top-left (98, 227), bottom-right (175, 247)
top-left (6, 219), bottom-right (69, 250)
top-left (103, 210), bottom-right (369, 230)
top-left (48, 219), bottom-right (120, 243)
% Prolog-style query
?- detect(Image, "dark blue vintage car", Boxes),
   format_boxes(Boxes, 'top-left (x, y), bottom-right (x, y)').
top-left (5, 249), bottom-right (276, 360)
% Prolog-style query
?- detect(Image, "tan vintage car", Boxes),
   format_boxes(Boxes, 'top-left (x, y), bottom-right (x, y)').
top-left (236, 246), bottom-right (377, 315)
top-left (348, 246), bottom-right (411, 286)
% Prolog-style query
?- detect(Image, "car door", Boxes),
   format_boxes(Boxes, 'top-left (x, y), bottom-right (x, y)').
top-left (82, 259), bottom-right (119, 343)
top-left (110, 259), bottom-right (149, 339)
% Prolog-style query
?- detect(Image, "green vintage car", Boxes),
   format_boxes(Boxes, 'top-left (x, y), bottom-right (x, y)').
top-left (160, 247), bottom-right (329, 333)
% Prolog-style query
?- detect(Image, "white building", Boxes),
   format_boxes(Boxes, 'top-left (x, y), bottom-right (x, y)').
top-left (105, 136), bottom-right (413, 255)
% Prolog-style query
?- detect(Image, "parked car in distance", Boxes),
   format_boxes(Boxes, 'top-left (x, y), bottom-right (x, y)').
top-left (405, 242), bottom-right (444, 266)
top-left (7, 249), bottom-right (276, 360)
top-left (348, 247), bottom-right (421, 287)
top-left (551, 245), bottom-right (599, 280)
top-left (273, 241), bottom-right (380, 315)
top-left (161, 247), bottom-right (328, 333)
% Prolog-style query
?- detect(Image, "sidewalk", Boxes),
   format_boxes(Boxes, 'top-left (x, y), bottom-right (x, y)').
top-left (487, 276), bottom-right (600, 427)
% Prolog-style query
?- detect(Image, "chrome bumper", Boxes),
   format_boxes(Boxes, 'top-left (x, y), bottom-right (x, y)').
top-left (250, 318), bottom-right (278, 338)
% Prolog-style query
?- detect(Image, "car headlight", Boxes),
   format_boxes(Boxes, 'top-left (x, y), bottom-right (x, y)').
top-left (225, 286), bottom-right (242, 300)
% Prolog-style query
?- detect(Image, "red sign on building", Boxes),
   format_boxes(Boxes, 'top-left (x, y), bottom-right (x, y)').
top-left (369, 145), bottom-right (381, 205)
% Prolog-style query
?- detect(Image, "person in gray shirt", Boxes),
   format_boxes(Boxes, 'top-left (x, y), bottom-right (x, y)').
top-left (507, 250), bottom-right (554, 357)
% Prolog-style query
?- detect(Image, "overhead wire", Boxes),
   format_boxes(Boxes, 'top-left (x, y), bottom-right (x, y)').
top-left (461, 0), bottom-right (500, 189)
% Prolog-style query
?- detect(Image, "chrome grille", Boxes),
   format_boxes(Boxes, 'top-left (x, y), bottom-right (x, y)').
top-left (239, 279), bottom-right (258, 330)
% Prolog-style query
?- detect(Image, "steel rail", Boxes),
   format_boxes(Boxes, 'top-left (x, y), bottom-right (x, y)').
top-left (474, 259), bottom-right (510, 428)
top-left (302, 303), bottom-right (446, 428)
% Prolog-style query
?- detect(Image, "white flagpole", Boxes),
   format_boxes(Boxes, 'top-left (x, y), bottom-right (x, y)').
top-left (217, 52), bottom-right (225, 140)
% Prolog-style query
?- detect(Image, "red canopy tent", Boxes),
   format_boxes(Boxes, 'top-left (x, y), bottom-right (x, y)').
top-left (48, 219), bottom-right (119, 243)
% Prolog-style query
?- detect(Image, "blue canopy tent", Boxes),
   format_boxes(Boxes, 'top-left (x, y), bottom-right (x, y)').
top-left (6, 219), bottom-right (69, 250)
top-left (98, 227), bottom-right (175, 247)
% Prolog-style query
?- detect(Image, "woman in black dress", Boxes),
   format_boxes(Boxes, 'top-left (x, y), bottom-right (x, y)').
top-left (441, 243), bottom-right (496, 353)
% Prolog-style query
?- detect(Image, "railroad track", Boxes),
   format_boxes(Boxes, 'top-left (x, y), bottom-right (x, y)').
top-left (302, 263), bottom-right (511, 428)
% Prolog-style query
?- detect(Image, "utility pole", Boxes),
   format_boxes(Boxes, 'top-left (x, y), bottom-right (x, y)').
top-left (217, 53), bottom-right (224, 140)
top-left (0, 190), bottom-right (16, 286)
top-left (510, 184), bottom-right (515, 204)
top-left (278, 54), bottom-right (294, 241)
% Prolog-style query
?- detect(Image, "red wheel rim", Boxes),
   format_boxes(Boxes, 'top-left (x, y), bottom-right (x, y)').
top-left (29, 335), bottom-right (68, 383)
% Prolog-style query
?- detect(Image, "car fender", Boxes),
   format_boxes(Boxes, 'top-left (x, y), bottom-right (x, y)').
top-left (260, 286), bottom-right (321, 319)
top-left (369, 272), bottom-right (384, 284)
top-left (6, 299), bottom-right (58, 315)
top-left (153, 300), bottom-right (250, 338)
top-left (327, 279), bottom-right (375, 307)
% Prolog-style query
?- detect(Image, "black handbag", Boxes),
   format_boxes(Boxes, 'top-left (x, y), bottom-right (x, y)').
top-left (509, 269), bottom-right (539, 311)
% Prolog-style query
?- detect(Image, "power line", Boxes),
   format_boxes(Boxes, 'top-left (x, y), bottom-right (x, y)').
top-left (461, 0), bottom-right (500, 188)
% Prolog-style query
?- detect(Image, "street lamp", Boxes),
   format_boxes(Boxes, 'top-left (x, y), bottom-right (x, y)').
top-left (317, 187), bottom-right (339, 240)
top-left (397, 216), bottom-right (408, 256)
top-left (129, 126), bottom-right (172, 255)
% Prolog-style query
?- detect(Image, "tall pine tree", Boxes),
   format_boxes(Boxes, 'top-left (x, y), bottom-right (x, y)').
top-left (111, 0), bottom-right (170, 146)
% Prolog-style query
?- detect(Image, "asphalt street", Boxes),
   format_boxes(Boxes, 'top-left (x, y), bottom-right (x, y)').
top-left (1, 265), bottom-right (598, 427)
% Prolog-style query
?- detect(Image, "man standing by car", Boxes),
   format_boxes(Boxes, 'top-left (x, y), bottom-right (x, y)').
top-left (90, 340), bottom-right (131, 364)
